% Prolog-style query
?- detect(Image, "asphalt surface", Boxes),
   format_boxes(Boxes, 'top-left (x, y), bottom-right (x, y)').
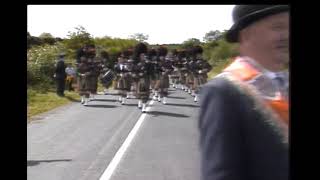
top-left (27, 87), bottom-right (201, 180)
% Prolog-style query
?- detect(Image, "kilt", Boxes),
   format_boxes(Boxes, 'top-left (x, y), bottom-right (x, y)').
top-left (77, 76), bottom-right (89, 96)
top-left (115, 75), bottom-right (131, 91)
top-left (179, 71), bottom-right (188, 84)
top-left (149, 73), bottom-right (160, 90)
top-left (159, 73), bottom-right (170, 89)
top-left (170, 70), bottom-right (180, 84)
top-left (186, 73), bottom-right (195, 87)
top-left (192, 74), bottom-right (200, 90)
top-left (136, 77), bottom-right (150, 102)
top-left (86, 75), bottom-right (98, 93)
top-left (198, 73), bottom-right (208, 85)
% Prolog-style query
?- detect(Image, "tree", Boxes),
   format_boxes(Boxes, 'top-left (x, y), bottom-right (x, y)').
top-left (39, 32), bottom-right (54, 39)
top-left (220, 30), bottom-right (229, 40)
top-left (55, 37), bottom-right (63, 42)
top-left (63, 25), bottom-right (94, 50)
top-left (27, 32), bottom-right (43, 49)
top-left (62, 26), bottom-right (94, 59)
top-left (204, 39), bottom-right (239, 66)
top-left (103, 35), bottom-right (112, 39)
top-left (129, 33), bottom-right (149, 42)
top-left (203, 30), bottom-right (224, 42)
top-left (181, 38), bottom-right (201, 49)
top-left (39, 32), bottom-right (56, 45)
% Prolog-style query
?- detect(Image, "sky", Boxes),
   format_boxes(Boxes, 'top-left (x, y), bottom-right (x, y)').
top-left (27, 5), bottom-right (235, 45)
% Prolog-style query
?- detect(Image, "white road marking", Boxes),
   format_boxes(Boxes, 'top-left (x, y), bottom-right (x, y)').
top-left (99, 100), bottom-right (155, 180)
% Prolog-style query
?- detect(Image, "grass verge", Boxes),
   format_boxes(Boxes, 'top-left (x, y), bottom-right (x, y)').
top-left (27, 88), bottom-right (80, 122)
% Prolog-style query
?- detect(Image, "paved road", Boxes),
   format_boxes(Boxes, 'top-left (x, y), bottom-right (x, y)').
top-left (27, 87), bottom-right (201, 180)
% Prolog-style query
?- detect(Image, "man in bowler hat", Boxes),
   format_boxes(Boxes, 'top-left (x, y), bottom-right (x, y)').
top-left (199, 5), bottom-right (289, 180)
top-left (54, 53), bottom-right (67, 97)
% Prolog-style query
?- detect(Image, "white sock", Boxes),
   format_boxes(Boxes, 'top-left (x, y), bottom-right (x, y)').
top-left (163, 97), bottom-right (167, 104)
top-left (142, 103), bottom-right (147, 112)
top-left (192, 90), bottom-right (195, 96)
top-left (138, 100), bottom-right (142, 108)
top-left (84, 98), bottom-right (88, 105)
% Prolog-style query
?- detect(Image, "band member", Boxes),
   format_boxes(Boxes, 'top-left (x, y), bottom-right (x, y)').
top-left (147, 48), bottom-right (158, 98)
top-left (191, 45), bottom-right (212, 102)
top-left (185, 48), bottom-right (196, 94)
top-left (133, 43), bottom-right (152, 112)
top-left (77, 56), bottom-right (91, 106)
top-left (170, 49), bottom-right (180, 89)
top-left (150, 50), bottom-right (162, 101)
top-left (85, 45), bottom-right (99, 101)
top-left (157, 45), bottom-right (173, 104)
top-left (114, 50), bottom-right (133, 105)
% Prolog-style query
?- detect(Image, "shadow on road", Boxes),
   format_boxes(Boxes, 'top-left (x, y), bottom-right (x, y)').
top-left (165, 103), bottom-right (200, 108)
top-left (147, 111), bottom-right (190, 118)
top-left (122, 103), bottom-right (139, 107)
top-left (167, 96), bottom-right (186, 99)
top-left (85, 104), bottom-right (117, 108)
top-left (104, 93), bottom-right (121, 96)
top-left (91, 99), bottom-right (117, 102)
top-left (27, 159), bottom-right (72, 167)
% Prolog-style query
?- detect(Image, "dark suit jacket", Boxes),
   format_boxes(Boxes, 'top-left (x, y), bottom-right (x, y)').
top-left (199, 77), bottom-right (288, 180)
top-left (55, 60), bottom-right (66, 79)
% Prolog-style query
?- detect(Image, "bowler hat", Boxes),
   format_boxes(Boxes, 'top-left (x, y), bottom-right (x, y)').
top-left (226, 5), bottom-right (289, 42)
top-left (58, 53), bottom-right (66, 57)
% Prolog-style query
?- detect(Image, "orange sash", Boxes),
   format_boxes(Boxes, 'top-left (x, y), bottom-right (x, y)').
top-left (223, 58), bottom-right (289, 125)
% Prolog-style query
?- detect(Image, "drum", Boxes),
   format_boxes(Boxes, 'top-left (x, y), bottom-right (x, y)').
top-left (101, 70), bottom-right (115, 84)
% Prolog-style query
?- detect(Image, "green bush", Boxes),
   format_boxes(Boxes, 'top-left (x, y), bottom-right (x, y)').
top-left (203, 39), bottom-right (239, 67)
top-left (201, 36), bottom-right (239, 78)
top-left (94, 37), bottom-right (138, 52)
top-left (207, 58), bottom-right (233, 79)
top-left (27, 43), bottom-right (65, 90)
top-left (27, 28), bottom-right (139, 91)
